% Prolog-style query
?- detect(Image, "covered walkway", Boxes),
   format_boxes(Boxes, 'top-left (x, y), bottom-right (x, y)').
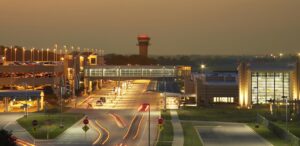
top-left (0, 90), bottom-right (44, 112)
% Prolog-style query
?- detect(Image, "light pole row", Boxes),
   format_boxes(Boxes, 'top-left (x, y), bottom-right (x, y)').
top-left (1, 46), bottom-right (104, 62)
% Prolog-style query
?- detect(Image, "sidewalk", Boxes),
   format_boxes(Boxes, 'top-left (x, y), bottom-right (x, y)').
top-left (170, 110), bottom-right (184, 146)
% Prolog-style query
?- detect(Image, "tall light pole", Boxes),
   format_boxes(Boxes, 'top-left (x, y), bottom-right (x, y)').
top-left (10, 46), bottom-right (13, 61)
top-left (37, 50), bottom-right (40, 61)
top-left (32, 48), bottom-right (35, 61)
top-left (46, 48), bottom-right (49, 61)
top-left (64, 46), bottom-right (68, 55)
top-left (41, 48), bottom-right (44, 61)
top-left (200, 64), bottom-right (206, 74)
top-left (22, 47), bottom-right (25, 62)
top-left (54, 44), bottom-right (58, 61)
top-left (4, 48), bottom-right (7, 61)
top-left (30, 48), bottom-right (33, 62)
top-left (282, 96), bottom-right (288, 131)
top-left (54, 48), bottom-right (56, 61)
top-left (14, 48), bottom-right (17, 61)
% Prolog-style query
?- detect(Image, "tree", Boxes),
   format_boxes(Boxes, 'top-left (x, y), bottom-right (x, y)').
top-left (0, 129), bottom-right (17, 146)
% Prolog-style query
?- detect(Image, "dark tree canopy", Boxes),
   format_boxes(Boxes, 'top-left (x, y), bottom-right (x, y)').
top-left (0, 129), bottom-right (17, 146)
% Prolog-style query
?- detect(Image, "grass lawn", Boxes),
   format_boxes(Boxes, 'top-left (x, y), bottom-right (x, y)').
top-left (161, 110), bottom-right (172, 120)
top-left (248, 123), bottom-right (288, 146)
top-left (178, 107), bottom-right (268, 123)
top-left (156, 110), bottom-right (173, 146)
top-left (156, 120), bottom-right (173, 146)
top-left (181, 122), bottom-right (202, 146)
top-left (274, 121), bottom-right (300, 138)
top-left (17, 113), bottom-right (84, 139)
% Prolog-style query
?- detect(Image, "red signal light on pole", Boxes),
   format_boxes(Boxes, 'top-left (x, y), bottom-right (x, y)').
top-left (158, 118), bottom-right (164, 125)
top-left (83, 117), bottom-right (89, 125)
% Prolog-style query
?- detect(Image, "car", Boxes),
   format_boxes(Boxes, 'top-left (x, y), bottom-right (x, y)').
top-left (99, 97), bottom-right (106, 103)
top-left (96, 100), bottom-right (103, 106)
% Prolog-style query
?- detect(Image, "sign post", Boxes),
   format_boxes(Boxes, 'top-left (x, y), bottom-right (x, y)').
top-left (82, 117), bottom-right (89, 141)
top-left (158, 118), bottom-right (164, 131)
top-left (32, 120), bottom-right (38, 144)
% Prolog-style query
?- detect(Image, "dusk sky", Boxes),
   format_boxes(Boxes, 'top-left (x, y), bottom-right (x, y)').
top-left (0, 0), bottom-right (300, 55)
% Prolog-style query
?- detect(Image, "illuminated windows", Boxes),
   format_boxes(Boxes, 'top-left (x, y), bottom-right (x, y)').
top-left (213, 97), bottom-right (234, 103)
top-left (251, 72), bottom-right (290, 104)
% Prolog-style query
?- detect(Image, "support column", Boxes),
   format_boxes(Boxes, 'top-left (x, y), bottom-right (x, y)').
top-left (100, 79), bottom-right (103, 88)
top-left (84, 78), bottom-right (88, 95)
top-left (95, 80), bottom-right (99, 90)
top-left (4, 97), bottom-right (9, 112)
top-left (37, 98), bottom-right (40, 111)
top-left (88, 81), bottom-right (92, 92)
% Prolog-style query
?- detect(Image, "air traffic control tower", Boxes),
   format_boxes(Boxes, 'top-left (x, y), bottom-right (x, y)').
top-left (137, 34), bottom-right (150, 57)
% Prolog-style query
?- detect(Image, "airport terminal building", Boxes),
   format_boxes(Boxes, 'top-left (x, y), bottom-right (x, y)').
top-left (195, 60), bottom-right (300, 108)
top-left (238, 61), bottom-right (298, 108)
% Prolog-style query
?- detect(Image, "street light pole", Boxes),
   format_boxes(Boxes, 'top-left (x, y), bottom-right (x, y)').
top-left (22, 47), bottom-right (25, 62)
top-left (148, 104), bottom-right (150, 146)
top-left (4, 48), bottom-right (7, 61)
top-left (46, 48), bottom-right (49, 61)
top-left (41, 48), bottom-right (44, 61)
top-left (14, 48), bottom-right (17, 61)
top-left (282, 96), bottom-right (288, 131)
top-left (10, 46), bottom-right (12, 61)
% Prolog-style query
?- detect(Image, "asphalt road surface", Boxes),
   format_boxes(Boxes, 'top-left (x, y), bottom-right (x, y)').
top-left (196, 122), bottom-right (272, 146)
top-left (69, 80), bottom-right (161, 146)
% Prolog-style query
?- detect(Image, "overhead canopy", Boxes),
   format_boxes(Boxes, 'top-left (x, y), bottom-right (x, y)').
top-left (0, 90), bottom-right (43, 99)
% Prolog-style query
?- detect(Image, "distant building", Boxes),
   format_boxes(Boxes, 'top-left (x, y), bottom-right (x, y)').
top-left (137, 34), bottom-right (150, 57)
top-left (196, 72), bottom-right (239, 106)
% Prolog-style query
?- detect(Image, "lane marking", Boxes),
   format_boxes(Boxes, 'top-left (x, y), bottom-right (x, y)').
top-left (133, 114), bottom-right (144, 140)
top-left (95, 120), bottom-right (110, 145)
top-left (123, 113), bottom-right (137, 140)
top-left (90, 120), bottom-right (102, 145)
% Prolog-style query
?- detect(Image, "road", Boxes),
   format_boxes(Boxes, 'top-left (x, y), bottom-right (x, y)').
top-left (65, 80), bottom-right (161, 146)
top-left (195, 122), bottom-right (272, 146)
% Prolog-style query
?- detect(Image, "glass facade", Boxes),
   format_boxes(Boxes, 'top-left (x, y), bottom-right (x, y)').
top-left (85, 67), bottom-right (176, 78)
top-left (251, 72), bottom-right (290, 104)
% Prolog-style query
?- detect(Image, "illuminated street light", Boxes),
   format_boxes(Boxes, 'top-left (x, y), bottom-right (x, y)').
top-left (14, 48), bottom-right (17, 61)
top-left (37, 49), bottom-right (40, 61)
top-left (201, 64), bottom-right (206, 69)
top-left (63, 45), bottom-right (67, 55)
top-left (10, 46), bottom-right (13, 61)
top-left (279, 53), bottom-right (283, 59)
top-left (54, 44), bottom-right (58, 61)
top-left (22, 47), bottom-right (25, 62)
top-left (60, 57), bottom-right (64, 61)
top-left (54, 48), bottom-right (56, 61)
top-left (4, 48), bottom-right (7, 60)
top-left (46, 48), bottom-right (49, 61)
top-left (2, 56), bottom-right (6, 64)
top-left (30, 48), bottom-right (33, 61)
top-left (41, 48), bottom-right (44, 61)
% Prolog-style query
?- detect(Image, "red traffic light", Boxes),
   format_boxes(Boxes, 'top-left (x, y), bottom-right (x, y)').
top-left (83, 117), bottom-right (89, 125)
top-left (158, 118), bottom-right (164, 125)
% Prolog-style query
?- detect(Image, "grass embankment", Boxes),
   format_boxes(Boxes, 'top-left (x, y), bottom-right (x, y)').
top-left (17, 113), bottom-right (84, 139)
top-left (156, 110), bottom-right (173, 146)
top-left (178, 107), bottom-right (287, 146)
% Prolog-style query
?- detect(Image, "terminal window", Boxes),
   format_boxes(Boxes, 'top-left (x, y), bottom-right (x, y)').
top-left (213, 97), bottom-right (234, 103)
top-left (251, 72), bottom-right (290, 104)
